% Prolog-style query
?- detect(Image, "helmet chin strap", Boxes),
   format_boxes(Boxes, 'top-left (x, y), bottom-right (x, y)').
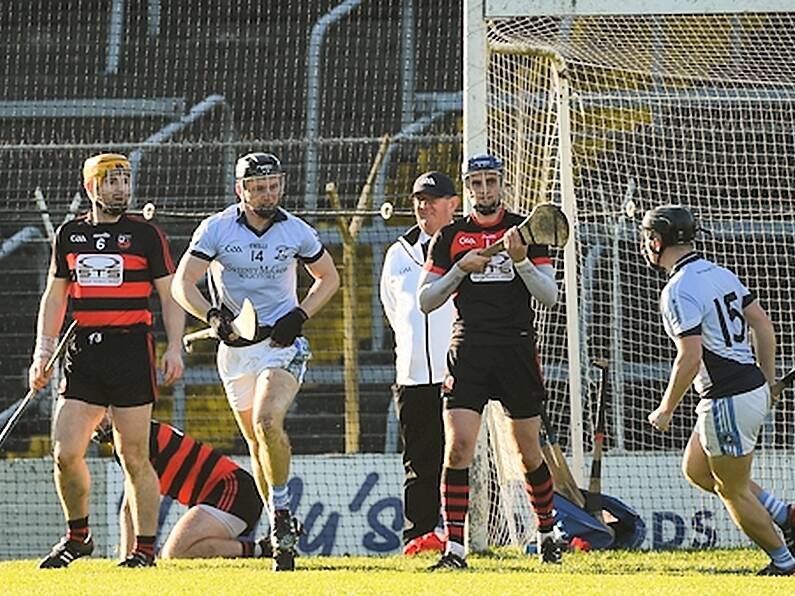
top-left (253, 206), bottom-right (277, 218)
top-left (244, 196), bottom-right (278, 219)
top-left (643, 238), bottom-right (666, 273)
top-left (95, 197), bottom-right (128, 217)
top-left (473, 199), bottom-right (500, 216)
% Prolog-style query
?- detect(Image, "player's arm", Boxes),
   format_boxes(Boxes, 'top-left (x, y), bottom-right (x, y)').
top-left (300, 250), bottom-right (340, 318)
top-left (649, 334), bottom-right (702, 432)
top-left (504, 226), bottom-right (558, 307)
top-left (418, 249), bottom-right (489, 314)
top-left (153, 274), bottom-right (185, 386)
top-left (270, 249), bottom-right (339, 348)
top-left (29, 275), bottom-right (69, 391)
top-left (418, 268), bottom-right (463, 314)
top-left (171, 253), bottom-right (213, 322)
top-left (744, 299), bottom-right (776, 385)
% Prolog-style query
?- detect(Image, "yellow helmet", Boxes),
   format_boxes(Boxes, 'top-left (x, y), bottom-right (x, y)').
top-left (82, 153), bottom-right (131, 185)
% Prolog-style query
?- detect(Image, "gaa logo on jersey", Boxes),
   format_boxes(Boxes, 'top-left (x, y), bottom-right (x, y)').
top-left (117, 234), bottom-right (132, 250)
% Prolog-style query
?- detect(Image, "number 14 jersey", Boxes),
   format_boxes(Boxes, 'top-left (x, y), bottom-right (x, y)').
top-left (660, 251), bottom-right (766, 399)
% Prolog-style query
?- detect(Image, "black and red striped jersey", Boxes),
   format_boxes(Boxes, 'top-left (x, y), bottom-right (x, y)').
top-left (425, 208), bottom-right (551, 345)
top-left (52, 213), bottom-right (175, 328)
top-left (148, 421), bottom-right (240, 507)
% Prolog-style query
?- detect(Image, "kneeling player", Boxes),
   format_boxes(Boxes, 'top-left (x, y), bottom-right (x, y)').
top-left (97, 418), bottom-right (269, 560)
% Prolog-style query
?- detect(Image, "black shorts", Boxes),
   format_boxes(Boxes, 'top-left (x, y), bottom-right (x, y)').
top-left (60, 327), bottom-right (158, 407)
top-left (443, 340), bottom-right (546, 419)
top-left (202, 469), bottom-right (264, 535)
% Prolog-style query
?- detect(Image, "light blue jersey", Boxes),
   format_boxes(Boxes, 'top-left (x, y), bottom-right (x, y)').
top-left (188, 205), bottom-right (324, 325)
top-left (660, 252), bottom-right (766, 399)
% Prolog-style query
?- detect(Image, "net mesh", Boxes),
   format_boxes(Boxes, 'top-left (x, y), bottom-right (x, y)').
top-left (479, 12), bottom-right (795, 549)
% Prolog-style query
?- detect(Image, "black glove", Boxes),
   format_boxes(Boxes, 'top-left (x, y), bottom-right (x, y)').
top-left (206, 307), bottom-right (238, 342)
top-left (271, 307), bottom-right (308, 346)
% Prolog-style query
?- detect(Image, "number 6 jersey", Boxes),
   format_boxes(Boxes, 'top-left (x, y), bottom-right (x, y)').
top-left (660, 251), bottom-right (766, 398)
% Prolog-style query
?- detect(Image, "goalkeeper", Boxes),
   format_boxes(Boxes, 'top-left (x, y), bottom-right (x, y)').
top-left (95, 417), bottom-right (268, 559)
top-left (642, 205), bottom-right (795, 576)
top-left (418, 153), bottom-right (561, 570)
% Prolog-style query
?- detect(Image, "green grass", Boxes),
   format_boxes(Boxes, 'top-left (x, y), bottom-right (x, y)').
top-left (2, 548), bottom-right (794, 595)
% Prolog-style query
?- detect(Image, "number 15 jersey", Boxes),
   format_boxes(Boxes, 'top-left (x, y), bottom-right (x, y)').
top-left (660, 251), bottom-right (766, 399)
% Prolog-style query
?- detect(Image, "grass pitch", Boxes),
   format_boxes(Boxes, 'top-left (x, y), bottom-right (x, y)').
top-left (2, 548), bottom-right (793, 595)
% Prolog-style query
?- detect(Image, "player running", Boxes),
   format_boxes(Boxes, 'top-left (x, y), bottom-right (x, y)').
top-left (171, 152), bottom-right (339, 570)
top-left (95, 417), bottom-right (269, 560)
top-left (418, 153), bottom-right (561, 569)
top-left (642, 205), bottom-right (795, 576)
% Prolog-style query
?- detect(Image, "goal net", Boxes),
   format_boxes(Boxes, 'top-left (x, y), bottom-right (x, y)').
top-left (472, 8), bottom-right (795, 550)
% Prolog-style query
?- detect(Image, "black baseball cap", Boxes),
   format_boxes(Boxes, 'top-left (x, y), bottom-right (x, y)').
top-left (411, 171), bottom-right (456, 198)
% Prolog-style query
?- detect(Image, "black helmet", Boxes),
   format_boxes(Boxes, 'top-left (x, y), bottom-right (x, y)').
top-left (235, 152), bottom-right (283, 180)
top-left (641, 205), bottom-right (697, 249)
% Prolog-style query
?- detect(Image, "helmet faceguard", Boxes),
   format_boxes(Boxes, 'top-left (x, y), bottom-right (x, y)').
top-left (462, 153), bottom-right (504, 216)
top-left (236, 152), bottom-right (284, 219)
top-left (83, 153), bottom-right (132, 217)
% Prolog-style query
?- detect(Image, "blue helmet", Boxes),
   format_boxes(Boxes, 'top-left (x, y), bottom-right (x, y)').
top-left (462, 153), bottom-right (504, 178)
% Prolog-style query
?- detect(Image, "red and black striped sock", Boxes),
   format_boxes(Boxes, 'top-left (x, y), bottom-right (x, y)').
top-left (239, 540), bottom-right (254, 557)
top-left (526, 461), bottom-right (555, 534)
top-left (441, 466), bottom-right (469, 553)
top-left (133, 535), bottom-right (156, 560)
top-left (67, 516), bottom-right (90, 543)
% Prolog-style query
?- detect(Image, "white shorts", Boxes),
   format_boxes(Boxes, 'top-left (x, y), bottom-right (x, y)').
top-left (196, 504), bottom-right (247, 538)
top-left (694, 384), bottom-right (770, 457)
top-left (217, 336), bottom-right (311, 411)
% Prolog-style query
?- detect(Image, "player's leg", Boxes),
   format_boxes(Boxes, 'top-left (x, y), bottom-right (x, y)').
top-left (750, 481), bottom-right (795, 554)
top-left (709, 453), bottom-right (794, 573)
top-left (253, 368), bottom-right (298, 494)
top-left (230, 408), bottom-right (270, 503)
top-left (254, 337), bottom-right (312, 571)
top-left (690, 398), bottom-right (794, 543)
top-left (40, 398), bottom-right (105, 568)
top-left (512, 416), bottom-right (559, 563)
top-left (500, 342), bottom-right (559, 563)
top-left (253, 367), bottom-right (300, 569)
top-left (161, 507), bottom-right (247, 558)
top-left (395, 383), bottom-right (445, 553)
top-left (217, 343), bottom-right (271, 503)
top-left (163, 468), bottom-right (265, 558)
top-left (430, 342), bottom-right (490, 570)
top-left (682, 432), bottom-right (716, 493)
top-left (697, 387), bottom-right (795, 574)
top-left (430, 407), bottom-right (480, 570)
top-left (112, 403), bottom-right (159, 566)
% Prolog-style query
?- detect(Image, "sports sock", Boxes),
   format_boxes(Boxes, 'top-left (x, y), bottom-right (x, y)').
top-left (270, 484), bottom-right (290, 512)
top-left (526, 461), bottom-right (555, 534)
top-left (441, 467), bottom-right (468, 557)
top-left (769, 545), bottom-right (795, 570)
top-left (67, 516), bottom-right (90, 542)
top-left (133, 535), bottom-right (156, 559)
top-left (757, 489), bottom-right (790, 528)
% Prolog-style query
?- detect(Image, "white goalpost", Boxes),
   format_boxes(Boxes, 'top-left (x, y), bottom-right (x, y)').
top-left (466, 0), bottom-right (795, 551)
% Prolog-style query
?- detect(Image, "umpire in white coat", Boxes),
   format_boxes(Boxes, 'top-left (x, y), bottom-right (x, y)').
top-left (380, 171), bottom-right (459, 552)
